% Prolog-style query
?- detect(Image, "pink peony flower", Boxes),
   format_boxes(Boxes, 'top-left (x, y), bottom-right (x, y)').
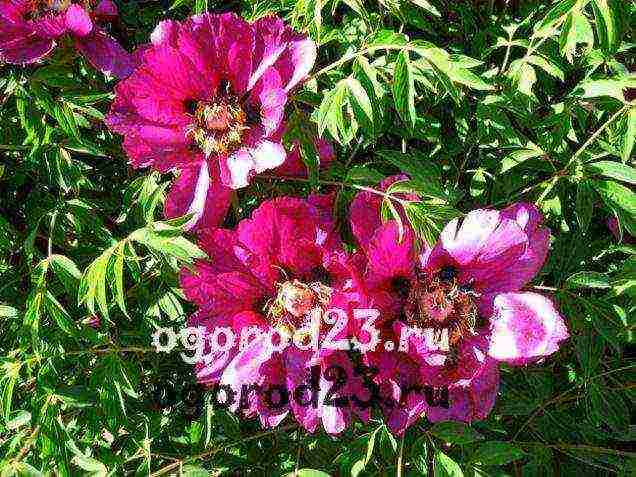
top-left (181, 196), bottom-right (371, 434)
top-left (0, 0), bottom-right (134, 78)
top-left (350, 194), bottom-right (569, 433)
top-left (106, 13), bottom-right (316, 231)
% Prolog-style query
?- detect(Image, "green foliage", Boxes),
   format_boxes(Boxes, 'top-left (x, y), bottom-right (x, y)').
top-left (1, 0), bottom-right (635, 475)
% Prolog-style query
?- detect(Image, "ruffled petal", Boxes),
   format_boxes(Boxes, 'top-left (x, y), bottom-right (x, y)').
top-left (488, 292), bottom-right (568, 365)
top-left (251, 15), bottom-right (316, 91)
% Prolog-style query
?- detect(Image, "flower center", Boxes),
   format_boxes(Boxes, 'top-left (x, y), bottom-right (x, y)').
top-left (403, 267), bottom-right (479, 348)
top-left (27, 0), bottom-right (69, 19)
top-left (266, 279), bottom-right (332, 333)
top-left (187, 98), bottom-right (247, 156)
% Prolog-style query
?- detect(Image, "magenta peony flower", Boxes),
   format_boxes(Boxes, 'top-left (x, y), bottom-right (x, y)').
top-left (0, 0), bottom-right (134, 78)
top-left (106, 13), bottom-right (316, 230)
top-left (181, 196), bottom-right (371, 434)
top-left (350, 194), bottom-right (569, 433)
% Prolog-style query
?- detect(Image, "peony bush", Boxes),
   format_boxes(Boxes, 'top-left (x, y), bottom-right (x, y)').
top-left (0, 1), bottom-right (634, 475)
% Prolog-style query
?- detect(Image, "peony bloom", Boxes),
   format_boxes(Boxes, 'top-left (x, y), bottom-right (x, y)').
top-left (0, 0), bottom-right (134, 78)
top-left (106, 13), bottom-right (316, 230)
top-left (181, 196), bottom-right (371, 434)
top-left (350, 191), bottom-right (569, 433)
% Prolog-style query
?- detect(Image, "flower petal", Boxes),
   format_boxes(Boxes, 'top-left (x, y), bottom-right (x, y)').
top-left (488, 292), bottom-right (568, 365)
top-left (164, 160), bottom-right (233, 231)
top-left (75, 28), bottom-right (136, 79)
top-left (223, 141), bottom-right (286, 188)
top-left (366, 221), bottom-right (416, 285)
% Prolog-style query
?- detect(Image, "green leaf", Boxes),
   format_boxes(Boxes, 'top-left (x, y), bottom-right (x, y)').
top-left (393, 49), bottom-right (416, 130)
top-left (559, 11), bottom-right (594, 62)
top-left (316, 81), bottom-right (350, 144)
top-left (586, 161), bottom-right (636, 185)
top-left (578, 79), bottom-right (634, 102)
top-left (112, 247), bottom-right (127, 317)
top-left (286, 470), bottom-right (331, 477)
top-left (566, 271), bottom-right (610, 289)
top-left (435, 450), bottom-right (464, 477)
top-left (447, 64), bottom-right (494, 91)
top-left (344, 77), bottom-right (374, 130)
top-left (501, 143), bottom-right (545, 173)
top-left (623, 107), bottom-right (636, 162)
top-left (470, 442), bottom-right (525, 466)
top-left (533, 0), bottom-right (578, 38)
top-left (0, 305), bottom-right (18, 319)
top-left (430, 422), bottom-right (484, 444)
top-left (409, 0), bottom-right (440, 17)
top-left (526, 55), bottom-right (565, 81)
top-left (45, 291), bottom-right (77, 336)
top-left (6, 410), bottom-right (31, 430)
top-left (588, 384), bottom-right (629, 432)
top-left (470, 169), bottom-right (487, 198)
top-left (575, 180), bottom-right (595, 233)
top-left (590, 0), bottom-right (620, 54)
top-left (194, 0), bottom-right (207, 14)
top-left (50, 254), bottom-right (82, 294)
top-left (593, 180), bottom-right (636, 235)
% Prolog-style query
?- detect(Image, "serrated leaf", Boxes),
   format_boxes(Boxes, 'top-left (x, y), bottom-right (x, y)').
top-left (533, 0), bottom-right (578, 38)
top-left (501, 143), bottom-right (545, 173)
top-left (559, 11), bottom-right (594, 62)
top-left (50, 254), bottom-right (81, 294)
top-left (316, 81), bottom-right (349, 144)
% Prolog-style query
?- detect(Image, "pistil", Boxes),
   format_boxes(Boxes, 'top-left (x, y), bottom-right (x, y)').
top-left (404, 268), bottom-right (479, 348)
top-left (187, 99), bottom-right (247, 156)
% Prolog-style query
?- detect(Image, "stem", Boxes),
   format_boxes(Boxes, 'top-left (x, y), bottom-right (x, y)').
top-left (258, 174), bottom-right (412, 206)
top-left (565, 105), bottom-right (629, 170)
top-left (310, 43), bottom-right (423, 81)
top-left (397, 435), bottom-right (405, 477)
top-left (150, 424), bottom-right (298, 476)
top-left (488, 104), bottom-right (627, 207)
top-left (503, 14), bottom-right (567, 76)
